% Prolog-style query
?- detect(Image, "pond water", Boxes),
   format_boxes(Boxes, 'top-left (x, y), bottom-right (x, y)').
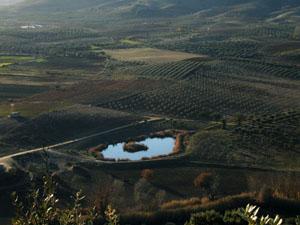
top-left (101, 137), bottom-right (175, 161)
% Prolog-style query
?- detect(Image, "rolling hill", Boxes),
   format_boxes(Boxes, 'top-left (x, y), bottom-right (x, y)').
top-left (7, 0), bottom-right (300, 22)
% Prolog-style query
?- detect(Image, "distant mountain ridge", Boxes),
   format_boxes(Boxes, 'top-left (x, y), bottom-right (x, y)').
top-left (12, 0), bottom-right (300, 20)
top-left (0, 0), bottom-right (24, 6)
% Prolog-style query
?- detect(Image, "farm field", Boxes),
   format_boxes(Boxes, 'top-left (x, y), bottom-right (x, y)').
top-left (104, 48), bottom-right (205, 64)
top-left (0, 84), bottom-right (48, 101)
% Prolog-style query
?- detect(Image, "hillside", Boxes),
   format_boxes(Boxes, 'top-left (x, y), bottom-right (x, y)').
top-left (6, 0), bottom-right (300, 23)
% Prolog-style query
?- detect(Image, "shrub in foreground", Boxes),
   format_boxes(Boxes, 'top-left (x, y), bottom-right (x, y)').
top-left (184, 204), bottom-right (286, 225)
top-left (184, 210), bottom-right (223, 225)
top-left (11, 176), bottom-right (98, 225)
top-left (239, 204), bottom-right (283, 225)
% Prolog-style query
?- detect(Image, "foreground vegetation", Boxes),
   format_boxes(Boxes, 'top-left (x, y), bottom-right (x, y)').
top-left (11, 175), bottom-right (300, 225)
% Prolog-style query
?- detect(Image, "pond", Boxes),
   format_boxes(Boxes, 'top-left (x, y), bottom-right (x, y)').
top-left (101, 137), bottom-right (175, 161)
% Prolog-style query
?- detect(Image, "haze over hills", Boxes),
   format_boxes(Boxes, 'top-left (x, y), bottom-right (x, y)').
top-left (0, 0), bottom-right (24, 6)
top-left (6, 0), bottom-right (300, 23)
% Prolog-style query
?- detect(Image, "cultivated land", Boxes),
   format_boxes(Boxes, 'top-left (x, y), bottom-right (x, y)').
top-left (0, 0), bottom-right (299, 223)
top-left (104, 48), bottom-right (205, 64)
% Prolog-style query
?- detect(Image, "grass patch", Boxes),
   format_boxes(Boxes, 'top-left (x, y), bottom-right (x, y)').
top-left (120, 38), bottom-right (143, 45)
top-left (275, 49), bottom-right (300, 56)
top-left (0, 63), bottom-right (13, 68)
top-left (0, 55), bottom-right (46, 64)
top-left (0, 56), bottom-right (34, 61)
top-left (90, 45), bottom-right (105, 54)
top-left (0, 101), bottom-right (71, 118)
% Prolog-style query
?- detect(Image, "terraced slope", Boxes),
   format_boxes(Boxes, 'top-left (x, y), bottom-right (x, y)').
top-left (188, 110), bottom-right (300, 169)
top-left (131, 58), bottom-right (300, 81)
top-left (133, 60), bottom-right (203, 80)
top-left (101, 77), bottom-right (299, 120)
top-left (234, 110), bottom-right (300, 151)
